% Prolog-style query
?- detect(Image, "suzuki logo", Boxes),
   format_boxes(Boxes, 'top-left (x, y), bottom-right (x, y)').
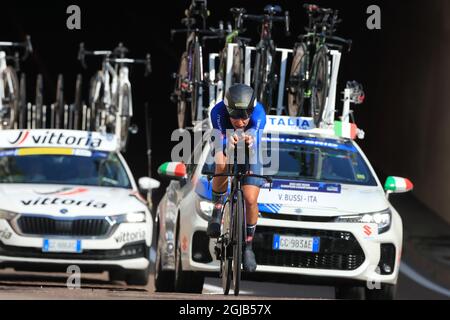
top-left (363, 225), bottom-right (372, 236)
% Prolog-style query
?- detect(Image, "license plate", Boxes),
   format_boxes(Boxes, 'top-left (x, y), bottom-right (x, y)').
top-left (273, 234), bottom-right (320, 253)
top-left (42, 239), bottom-right (82, 253)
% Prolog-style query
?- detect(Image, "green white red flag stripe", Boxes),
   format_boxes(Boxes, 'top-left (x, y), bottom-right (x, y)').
top-left (385, 176), bottom-right (414, 191)
top-left (158, 162), bottom-right (186, 177)
top-left (334, 121), bottom-right (357, 139)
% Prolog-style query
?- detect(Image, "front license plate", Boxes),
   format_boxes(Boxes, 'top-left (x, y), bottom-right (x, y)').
top-left (42, 239), bottom-right (82, 253)
top-left (273, 234), bottom-right (320, 253)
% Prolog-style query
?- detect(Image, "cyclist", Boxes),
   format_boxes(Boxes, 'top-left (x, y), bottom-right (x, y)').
top-left (207, 84), bottom-right (266, 272)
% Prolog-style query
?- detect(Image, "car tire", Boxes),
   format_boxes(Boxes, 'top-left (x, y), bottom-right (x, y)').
top-left (335, 285), bottom-right (365, 300)
top-left (154, 245), bottom-right (175, 292)
top-left (174, 232), bottom-right (204, 293)
top-left (365, 284), bottom-right (396, 300)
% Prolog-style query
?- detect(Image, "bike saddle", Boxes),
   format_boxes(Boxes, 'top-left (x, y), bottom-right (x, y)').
top-left (113, 43), bottom-right (129, 58)
top-left (181, 17), bottom-right (196, 27)
top-left (264, 4), bottom-right (282, 15)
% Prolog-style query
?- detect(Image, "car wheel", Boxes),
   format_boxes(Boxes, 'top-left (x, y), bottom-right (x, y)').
top-left (365, 284), bottom-right (396, 300)
top-left (154, 245), bottom-right (175, 292)
top-left (335, 285), bottom-right (365, 300)
top-left (174, 232), bottom-right (204, 293)
top-left (125, 267), bottom-right (150, 286)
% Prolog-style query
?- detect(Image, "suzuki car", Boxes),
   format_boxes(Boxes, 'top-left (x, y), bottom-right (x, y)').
top-left (154, 116), bottom-right (413, 299)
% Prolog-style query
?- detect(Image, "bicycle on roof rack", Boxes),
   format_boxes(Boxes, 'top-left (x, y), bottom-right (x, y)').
top-left (0, 35), bottom-right (32, 129)
top-left (78, 42), bottom-right (151, 150)
top-left (202, 8), bottom-right (252, 89)
top-left (287, 4), bottom-right (352, 127)
top-left (243, 5), bottom-right (290, 115)
top-left (171, 0), bottom-right (222, 129)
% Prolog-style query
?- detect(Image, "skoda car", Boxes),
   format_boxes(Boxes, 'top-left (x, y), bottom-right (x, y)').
top-left (0, 129), bottom-right (159, 285)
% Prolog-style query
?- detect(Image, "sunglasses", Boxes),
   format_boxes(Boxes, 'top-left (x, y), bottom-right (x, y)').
top-left (228, 109), bottom-right (253, 120)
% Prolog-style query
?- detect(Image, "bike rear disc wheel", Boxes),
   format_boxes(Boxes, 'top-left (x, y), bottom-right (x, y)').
top-left (232, 190), bottom-right (244, 296)
top-left (310, 46), bottom-right (329, 127)
top-left (232, 44), bottom-right (244, 84)
top-left (287, 43), bottom-right (308, 117)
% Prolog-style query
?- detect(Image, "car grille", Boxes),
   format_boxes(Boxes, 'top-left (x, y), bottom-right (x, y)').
top-left (17, 216), bottom-right (112, 237)
top-left (253, 226), bottom-right (365, 271)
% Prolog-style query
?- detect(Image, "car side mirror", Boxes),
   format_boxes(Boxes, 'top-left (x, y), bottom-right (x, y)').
top-left (157, 162), bottom-right (187, 180)
top-left (384, 176), bottom-right (414, 195)
top-left (138, 177), bottom-right (160, 192)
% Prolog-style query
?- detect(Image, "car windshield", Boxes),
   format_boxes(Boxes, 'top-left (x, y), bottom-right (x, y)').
top-left (0, 148), bottom-right (131, 188)
top-left (202, 134), bottom-right (377, 186)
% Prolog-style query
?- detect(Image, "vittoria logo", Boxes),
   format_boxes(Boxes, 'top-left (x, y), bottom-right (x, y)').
top-left (20, 197), bottom-right (107, 209)
top-left (9, 130), bottom-right (102, 148)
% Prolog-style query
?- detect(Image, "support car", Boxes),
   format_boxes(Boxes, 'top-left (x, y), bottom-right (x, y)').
top-left (154, 115), bottom-right (413, 299)
top-left (0, 129), bottom-right (159, 285)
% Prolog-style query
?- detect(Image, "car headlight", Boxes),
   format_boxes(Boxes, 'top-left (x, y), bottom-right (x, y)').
top-left (0, 210), bottom-right (17, 221)
top-left (335, 208), bottom-right (391, 234)
top-left (195, 196), bottom-right (214, 221)
top-left (111, 212), bottom-right (147, 224)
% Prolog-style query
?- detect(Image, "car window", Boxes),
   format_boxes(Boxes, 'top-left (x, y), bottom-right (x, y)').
top-left (262, 134), bottom-right (377, 186)
top-left (201, 134), bottom-right (377, 186)
top-left (0, 148), bottom-right (131, 188)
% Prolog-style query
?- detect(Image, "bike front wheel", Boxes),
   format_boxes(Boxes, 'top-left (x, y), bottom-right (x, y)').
top-left (232, 190), bottom-right (244, 296)
top-left (221, 200), bottom-right (233, 295)
top-left (176, 52), bottom-right (188, 129)
top-left (89, 72), bottom-right (104, 131)
top-left (191, 41), bottom-right (202, 125)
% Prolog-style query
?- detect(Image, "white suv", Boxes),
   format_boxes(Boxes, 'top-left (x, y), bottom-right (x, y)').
top-left (0, 129), bottom-right (159, 285)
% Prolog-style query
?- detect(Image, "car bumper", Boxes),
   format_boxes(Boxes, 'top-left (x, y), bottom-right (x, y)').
top-left (177, 206), bottom-right (402, 286)
top-left (0, 218), bottom-right (152, 271)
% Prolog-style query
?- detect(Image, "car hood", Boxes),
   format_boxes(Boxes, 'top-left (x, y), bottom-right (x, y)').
top-left (0, 184), bottom-right (147, 217)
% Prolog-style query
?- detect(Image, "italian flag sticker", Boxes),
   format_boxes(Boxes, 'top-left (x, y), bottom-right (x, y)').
top-left (384, 176), bottom-right (414, 192)
top-left (158, 162), bottom-right (186, 177)
top-left (334, 121), bottom-right (357, 139)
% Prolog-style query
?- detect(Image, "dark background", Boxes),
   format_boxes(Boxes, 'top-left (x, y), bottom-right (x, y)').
top-left (2, 0), bottom-right (447, 221)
